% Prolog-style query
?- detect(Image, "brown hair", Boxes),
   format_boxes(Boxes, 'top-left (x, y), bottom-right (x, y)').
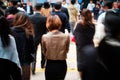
top-left (81, 9), bottom-right (94, 27)
top-left (46, 14), bottom-right (62, 31)
top-left (13, 12), bottom-right (34, 37)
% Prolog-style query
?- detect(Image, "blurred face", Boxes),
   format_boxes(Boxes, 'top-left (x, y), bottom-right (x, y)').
top-left (113, 2), bottom-right (118, 9)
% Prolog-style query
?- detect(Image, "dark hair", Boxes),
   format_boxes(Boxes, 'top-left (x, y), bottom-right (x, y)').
top-left (0, 9), bottom-right (4, 16)
top-left (35, 3), bottom-right (43, 11)
top-left (5, 6), bottom-right (19, 16)
top-left (103, 1), bottom-right (113, 9)
top-left (71, 0), bottom-right (76, 4)
top-left (0, 16), bottom-right (10, 47)
top-left (81, 9), bottom-right (94, 27)
top-left (54, 2), bottom-right (62, 10)
top-left (44, 1), bottom-right (50, 9)
top-left (105, 10), bottom-right (120, 38)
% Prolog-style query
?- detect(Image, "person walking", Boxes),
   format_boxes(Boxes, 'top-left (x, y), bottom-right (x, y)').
top-left (52, 2), bottom-right (71, 33)
top-left (67, 0), bottom-right (78, 34)
top-left (74, 9), bottom-right (95, 80)
top-left (12, 12), bottom-right (35, 80)
top-left (0, 16), bottom-right (22, 80)
top-left (73, 8), bottom-right (120, 80)
top-left (41, 1), bottom-right (52, 17)
top-left (30, 3), bottom-right (47, 74)
top-left (41, 14), bottom-right (70, 80)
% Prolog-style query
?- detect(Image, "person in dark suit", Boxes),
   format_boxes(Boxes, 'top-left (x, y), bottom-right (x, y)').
top-left (23, 1), bottom-right (33, 15)
top-left (52, 2), bottom-right (71, 33)
top-left (52, 1), bottom-right (69, 20)
top-left (30, 3), bottom-right (47, 75)
top-left (61, 6), bottom-right (69, 20)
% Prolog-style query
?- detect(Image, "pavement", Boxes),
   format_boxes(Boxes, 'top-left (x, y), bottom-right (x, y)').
top-left (30, 41), bottom-right (81, 80)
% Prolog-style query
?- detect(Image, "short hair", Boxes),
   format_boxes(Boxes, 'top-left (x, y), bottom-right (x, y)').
top-left (46, 14), bottom-right (62, 31)
top-left (105, 10), bottom-right (120, 38)
top-left (71, 0), bottom-right (76, 4)
top-left (54, 2), bottom-right (62, 10)
top-left (10, 0), bottom-right (18, 6)
top-left (35, 3), bottom-right (43, 11)
top-left (5, 6), bottom-right (19, 16)
top-left (103, 1), bottom-right (113, 9)
top-left (43, 1), bottom-right (50, 9)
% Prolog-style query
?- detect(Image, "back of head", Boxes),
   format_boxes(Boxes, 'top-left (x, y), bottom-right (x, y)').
top-left (44, 1), bottom-right (50, 9)
top-left (54, 2), bottom-right (62, 10)
top-left (5, 6), bottom-right (19, 16)
top-left (103, 1), bottom-right (113, 9)
top-left (71, 0), bottom-right (76, 4)
top-left (105, 10), bottom-right (120, 38)
top-left (46, 14), bottom-right (62, 31)
top-left (35, 3), bottom-right (43, 11)
top-left (10, 0), bottom-right (18, 6)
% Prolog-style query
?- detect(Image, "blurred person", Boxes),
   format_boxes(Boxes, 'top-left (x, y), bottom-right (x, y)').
top-left (76, 8), bottom-right (120, 80)
top-left (112, 1), bottom-right (119, 9)
top-left (74, 9), bottom-right (95, 80)
top-left (8, 0), bottom-right (18, 7)
top-left (61, 1), bottom-right (69, 20)
top-left (52, 1), bottom-right (69, 20)
top-left (12, 12), bottom-right (35, 80)
top-left (30, 3), bottom-right (47, 74)
top-left (87, 0), bottom-right (95, 12)
top-left (0, 0), bottom-right (7, 15)
top-left (53, 2), bottom-right (71, 33)
top-left (0, 15), bottom-right (22, 80)
top-left (5, 6), bottom-right (19, 27)
top-left (93, 2), bottom-right (101, 20)
top-left (23, 1), bottom-right (33, 15)
top-left (41, 1), bottom-right (52, 17)
top-left (62, 0), bottom-right (68, 8)
top-left (95, 9), bottom-right (120, 80)
top-left (93, 1), bottom-right (113, 47)
top-left (42, 14), bottom-right (70, 80)
top-left (67, 0), bottom-right (78, 34)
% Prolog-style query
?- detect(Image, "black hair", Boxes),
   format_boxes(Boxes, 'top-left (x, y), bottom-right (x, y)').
top-left (10, 0), bottom-right (18, 6)
top-left (35, 3), bottom-right (43, 11)
top-left (71, 0), bottom-right (76, 4)
top-left (105, 10), bottom-right (120, 38)
top-left (43, 1), bottom-right (50, 9)
top-left (5, 6), bottom-right (19, 16)
top-left (0, 16), bottom-right (11, 47)
top-left (54, 2), bottom-right (62, 10)
top-left (103, 1), bottom-right (113, 9)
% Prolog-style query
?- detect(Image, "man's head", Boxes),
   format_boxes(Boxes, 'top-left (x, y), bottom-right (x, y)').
top-left (103, 1), bottom-right (113, 10)
top-left (105, 10), bottom-right (120, 39)
top-left (54, 2), bottom-right (62, 11)
top-left (9, 0), bottom-right (18, 6)
top-left (34, 3), bottom-right (43, 11)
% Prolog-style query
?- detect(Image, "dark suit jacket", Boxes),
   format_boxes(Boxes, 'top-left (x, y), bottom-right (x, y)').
top-left (30, 13), bottom-right (47, 45)
top-left (61, 6), bottom-right (69, 20)
top-left (23, 5), bottom-right (33, 15)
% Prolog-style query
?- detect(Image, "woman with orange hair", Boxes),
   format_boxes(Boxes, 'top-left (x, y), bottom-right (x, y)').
top-left (42, 14), bottom-right (70, 80)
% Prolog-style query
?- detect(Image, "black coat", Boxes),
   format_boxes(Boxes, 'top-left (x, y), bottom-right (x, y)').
top-left (0, 58), bottom-right (22, 80)
top-left (12, 27), bottom-right (35, 65)
top-left (30, 13), bottom-right (47, 46)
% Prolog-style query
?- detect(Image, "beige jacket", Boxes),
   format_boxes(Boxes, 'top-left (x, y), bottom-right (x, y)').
top-left (42, 31), bottom-right (70, 60)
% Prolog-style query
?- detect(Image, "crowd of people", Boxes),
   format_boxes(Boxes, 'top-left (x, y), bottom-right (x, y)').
top-left (0, 0), bottom-right (120, 80)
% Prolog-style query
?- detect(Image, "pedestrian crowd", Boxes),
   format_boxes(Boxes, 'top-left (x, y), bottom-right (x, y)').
top-left (0, 0), bottom-right (120, 80)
